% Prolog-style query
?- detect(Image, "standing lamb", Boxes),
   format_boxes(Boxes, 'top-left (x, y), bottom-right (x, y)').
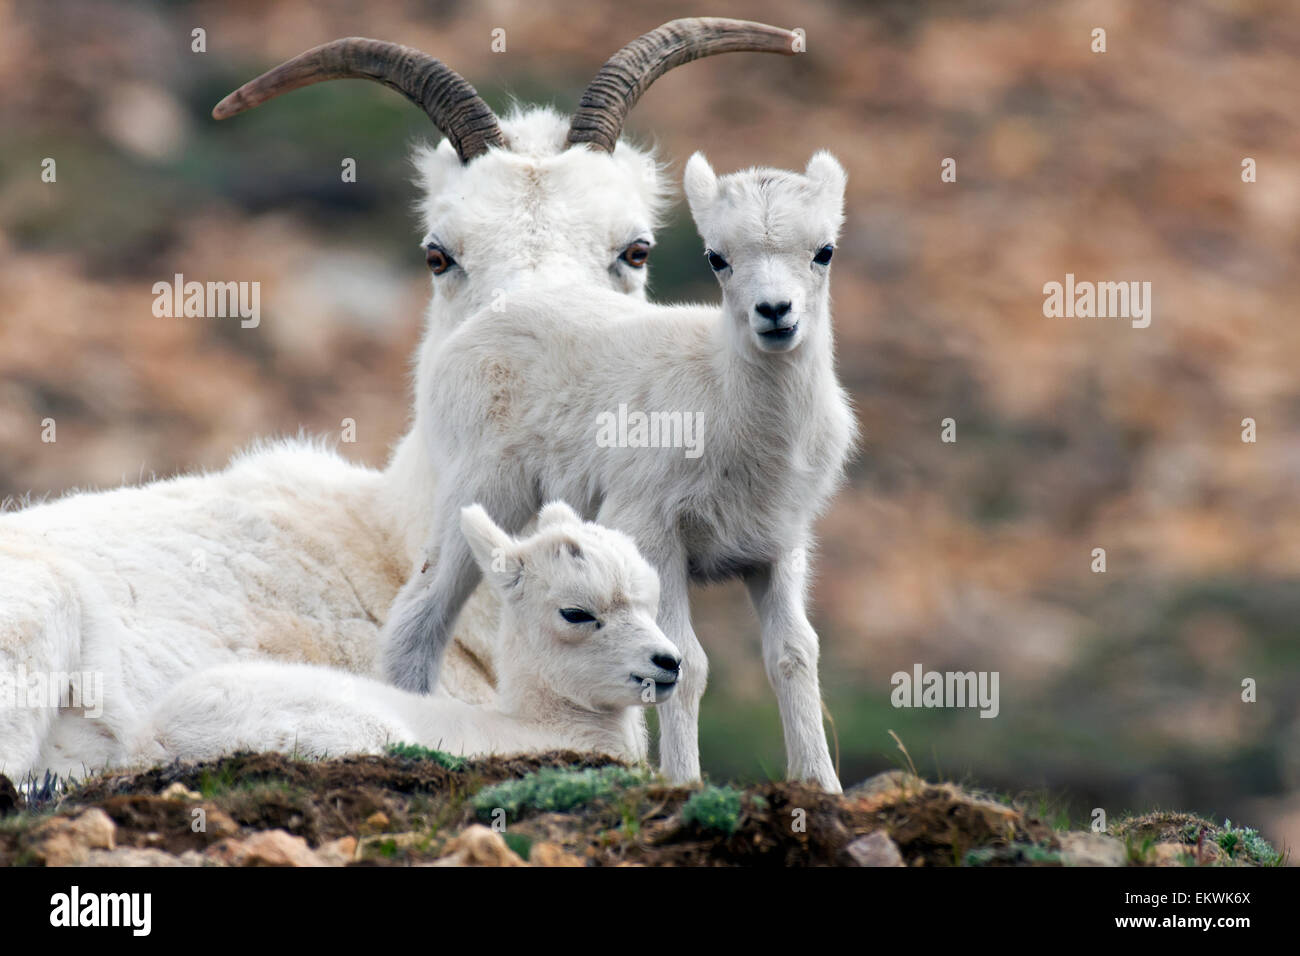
top-left (132, 502), bottom-right (680, 765)
top-left (382, 153), bottom-right (857, 791)
top-left (0, 20), bottom-right (801, 780)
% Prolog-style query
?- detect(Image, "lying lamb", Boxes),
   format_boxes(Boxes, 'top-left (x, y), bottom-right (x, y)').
top-left (382, 153), bottom-right (857, 791)
top-left (132, 503), bottom-right (680, 764)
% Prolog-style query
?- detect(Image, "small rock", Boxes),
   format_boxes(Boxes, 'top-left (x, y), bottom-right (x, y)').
top-left (316, 836), bottom-right (358, 866)
top-left (364, 811), bottom-right (391, 830)
top-left (206, 829), bottom-right (323, 867)
top-left (25, 808), bottom-right (116, 866)
top-left (1148, 843), bottom-right (1197, 867)
top-left (845, 770), bottom-right (926, 813)
top-left (202, 839), bottom-right (240, 866)
top-left (1059, 832), bottom-right (1127, 867)
top-left (160, 781), bottom-right (201, 801)
top-left (431, 825), bottom-right (525, 867)
top-left (529, 842), bottom-right (585, 867)
top-left (844, 831), bottom-right (905, 867)
top-left (199, 808), bottom-right (241, 841)
top-left (847, 770), bottom-right (925, 798)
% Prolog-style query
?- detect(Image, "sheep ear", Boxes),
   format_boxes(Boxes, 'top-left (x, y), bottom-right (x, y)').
top-left (683, 152), bottom-right (719, 219)
top-left (805, 150), bottom-right (847, 199)
top-left (460, 505), bottom-right (521, 591)
top-left (537, 500), bottom-right (582, 530)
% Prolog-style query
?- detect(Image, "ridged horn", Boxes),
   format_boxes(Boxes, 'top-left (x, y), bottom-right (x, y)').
top-left (212, 37), bottom-right (503, 163)
top-left (566, 18), bottom-right (799, 153)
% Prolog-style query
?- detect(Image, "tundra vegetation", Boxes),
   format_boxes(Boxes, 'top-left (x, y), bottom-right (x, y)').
top-left (0, 752), bottom-right (1282, 867)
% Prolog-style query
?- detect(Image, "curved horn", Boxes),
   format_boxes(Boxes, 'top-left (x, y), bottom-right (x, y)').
top-left (566, 18), bottom-right (799, 153)
top-left (212, 37), bottom-right (504, 163)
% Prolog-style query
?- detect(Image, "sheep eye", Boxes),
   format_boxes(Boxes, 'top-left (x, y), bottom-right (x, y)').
top-left (620, 240), bottom-right (651, 269)
top-left (559, 607), bottom-right (596, 625)
top-left (707, 251), bottom-right (729, 272)
top-left (426, 244), bottom-right (455, 275)
top-left (813, 244), bottom-right (834, 266)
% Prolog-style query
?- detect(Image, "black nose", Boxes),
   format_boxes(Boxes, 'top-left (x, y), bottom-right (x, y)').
top-left (651, 654), bottom-right (681, 674)
top-left (755, 301), bottom-right (792, 321)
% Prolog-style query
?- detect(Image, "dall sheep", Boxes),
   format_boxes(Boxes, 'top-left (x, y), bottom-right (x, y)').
top-left (0, 20), bottom-right (802, 780)
top-left (132, 503), bottom-right (679, 764)
top-left (382, 153), bottom-right (857, 791)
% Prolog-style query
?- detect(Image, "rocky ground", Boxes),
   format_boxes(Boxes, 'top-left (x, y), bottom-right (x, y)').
top-left (0, 750), bottom-right (1283, 867)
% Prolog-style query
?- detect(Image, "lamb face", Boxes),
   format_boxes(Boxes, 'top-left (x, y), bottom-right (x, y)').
top-left (460, 502), bottom-right (681, 713)
top-left (684, 151), bottom-right (847, 354)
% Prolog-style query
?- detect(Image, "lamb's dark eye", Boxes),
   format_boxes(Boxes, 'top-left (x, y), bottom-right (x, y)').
top-left (813, 244), bottom-right (834, 266)
top-left (426, 244), bottom-right (455, 275)
top-left (559, 607), bottom-right (596, 625)
top-left (620, 240), bottom-right (651, 268)
top-left (707, 251), bottom-right (729, 271)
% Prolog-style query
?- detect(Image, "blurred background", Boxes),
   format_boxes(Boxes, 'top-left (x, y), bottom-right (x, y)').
top-left (1, 0), bottom-right (1297, 853)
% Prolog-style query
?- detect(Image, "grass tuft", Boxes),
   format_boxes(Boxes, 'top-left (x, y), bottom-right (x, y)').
top-left (386, 743), bottom-right (468, 772)
top-left (1217, 819), bottom-right (1284, 866)
top-left (680, 785), bottom-right (743, 836)
top-left (472, 765), bottom-right (648, 822)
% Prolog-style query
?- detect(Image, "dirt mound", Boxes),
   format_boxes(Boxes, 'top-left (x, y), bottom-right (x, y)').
top-left (0, 754), bottom-right (1280, 867)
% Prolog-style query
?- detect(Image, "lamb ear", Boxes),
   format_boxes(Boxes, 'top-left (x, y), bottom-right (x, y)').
top-left (805, 150), bottom-right (847, 199)
top-left (683, 152), bottom-right (719, 220)
top-left (537, 500), bottom-right (582, 530)
top-left (460, 505), bottom-right (521, 591)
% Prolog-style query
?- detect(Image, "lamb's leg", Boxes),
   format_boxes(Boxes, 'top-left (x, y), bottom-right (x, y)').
top-left (604, 517), bottom-right (706, 784)
top-left (745, 546), bottom-right (840, 793)
top-left (382, 513), bottom-right (482, 695)
top-left (651, 565), bottom-right (707, 783)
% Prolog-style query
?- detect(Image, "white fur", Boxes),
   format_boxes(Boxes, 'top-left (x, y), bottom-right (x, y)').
top-left (0, 107), bottom-right (668, 780)
top-left (132, 503), bottom-right (680, 765)
top-left (382, 153), bottom-right (857, 791)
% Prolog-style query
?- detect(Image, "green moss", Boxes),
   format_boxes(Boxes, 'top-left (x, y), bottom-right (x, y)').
top-left (197, 763), bottom-right (239, 798)
top-left (472, 766), bottom-right (648, 822)
top-left (1125, 834), bottom-right (1157, 865)
top-left (386, 743), bottom-right (468, 772)
top-left (1217, 820), bottom-right (1284, 866)
top-left (681, 785), bottom-right (743, 836)
top-left (964, 843), bottom-right (1062, 866)
top-left (503, 832), bottom-right (533, 861)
